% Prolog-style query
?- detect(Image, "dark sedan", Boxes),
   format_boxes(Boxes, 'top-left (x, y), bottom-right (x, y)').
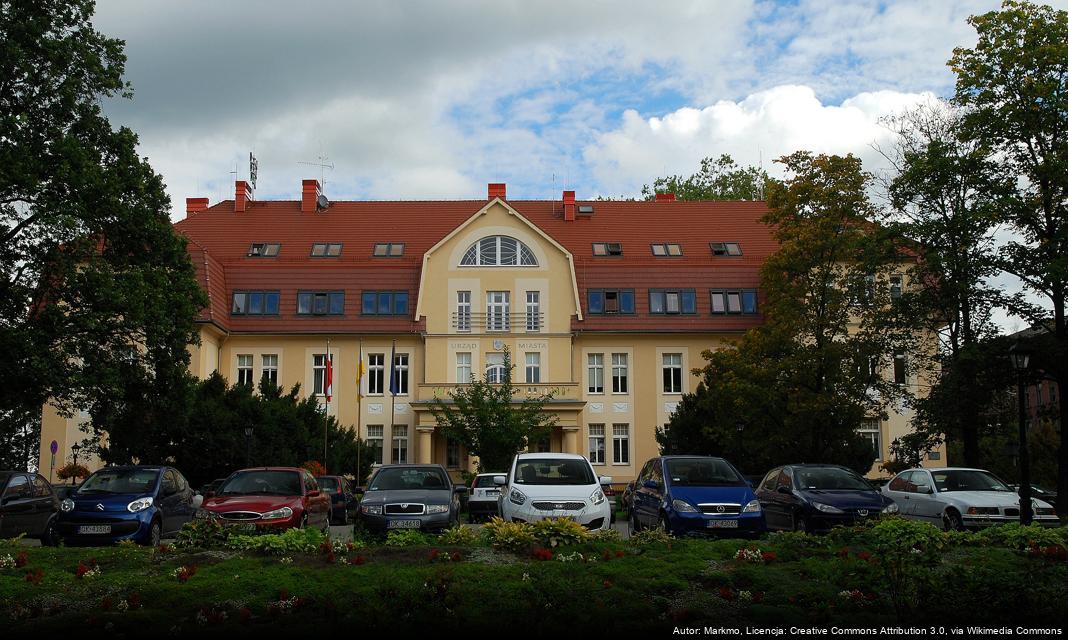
top-left (357, 465), bottom-right (467, 533)
top-left (316, 475), bottom-right (358, 525)
top-left (0, 471), bottom-right (60, 545)
top-left (756, 464), bottom-right (898, 533)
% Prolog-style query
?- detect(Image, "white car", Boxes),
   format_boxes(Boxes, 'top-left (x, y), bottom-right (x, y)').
top-left (468, 472), bottom-right (503, 522)
top-left (881, 467), bottom-right (1060, 530)
top-left (495, 453), bottom-right (612, 531)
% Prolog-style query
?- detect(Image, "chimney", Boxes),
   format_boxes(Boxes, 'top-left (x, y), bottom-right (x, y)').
top-left (186, 197), bottom-right (209, 217)
top-left (655, 192), bottom-right (676, 202)
top-left (488, 183), bottom-right (506, 200)
top-left (234, 180), bottom-right (252, 212)
top-left (302, 179), bottom-right (322, 213)
top-left (563, 190), bottom-right (576, 221)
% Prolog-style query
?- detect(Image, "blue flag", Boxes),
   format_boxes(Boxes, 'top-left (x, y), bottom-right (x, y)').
top-left (388, 341), bottom-right (399, 396)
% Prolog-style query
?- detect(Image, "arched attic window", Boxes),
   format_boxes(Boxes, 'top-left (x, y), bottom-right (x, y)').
top-left (459, 235), bottom-right (538, 266)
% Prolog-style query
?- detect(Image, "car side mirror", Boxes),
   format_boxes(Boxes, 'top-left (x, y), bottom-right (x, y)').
top-left (307, 489), bottom-right (320, 498)
top-left (598, 476), bottom-right (613, 485)
top-left (642, 479), bottom-right (660, 490)
top-left (354, 486), bottom-right (366, 495)
top-left (454, 486), bottom-right (468, 494)
top-left (914, 484), bottom-right (932, 494)
top-left (493, 475), bottom-right (507, 486)
top-left (776, 485), bottom-right (791, 495)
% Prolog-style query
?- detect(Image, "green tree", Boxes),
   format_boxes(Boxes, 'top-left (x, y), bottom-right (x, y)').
top-left (950, 0), bottom-right (1068, 509)
top-left (660, 152), bottom-right (912, 475)
top-left (642, 154), bottom-right (771, 201)
top-left (878, 101), bottom-right (1007, 467)
top-left (428, 350), bottom-right (556, 473)
top-left (0, 0), bottom-right (206, 462)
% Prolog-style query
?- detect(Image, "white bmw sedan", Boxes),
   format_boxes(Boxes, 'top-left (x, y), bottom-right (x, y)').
top-left (881, 467), bottom-right (1059, 530)
top-left (495, 453), bottom-right (613, 531)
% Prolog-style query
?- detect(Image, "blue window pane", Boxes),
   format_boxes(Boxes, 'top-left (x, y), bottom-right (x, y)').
top-left (377, 292), bottom-right (391, 315)
top-left (619, 290), bottom-right (635, 314)
top-left (742, 290), bottom-right (757, 314)
top-left (681, 290), bottom-right (696, 314)
top-left (329, 292), bottom-right (345, 315)
top-left (313, 293), bottom-right (328, 314)
top-left (248, 292), bottom-right (264, 315)
top-left (264, 292), bottom-right (279, 315)
top-left (362, 292), bottom-right (376, 314)
top-left (394, 292), bottom-right (409, 315)
top-left (649, 291), bottom-right (665, 314)
top-left (232, 293), bottom-right (247, 315)
top-left (588, 291), bottom-right (604, 314)
top-left (297, 292), bottom-right (312, 315)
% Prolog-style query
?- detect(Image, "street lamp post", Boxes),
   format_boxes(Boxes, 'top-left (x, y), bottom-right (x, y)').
top-left (70, 443), bottom-right (82, 485)
top-left (244, 426), bottom-right (253, 468)
top-left (1009, 343), bottom-right (1034, 526)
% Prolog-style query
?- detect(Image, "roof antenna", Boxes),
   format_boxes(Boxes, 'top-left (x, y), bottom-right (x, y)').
top-left (552, 172), bottom-right (556, 214)
top-left (298, 143), bottom-right (334, 192)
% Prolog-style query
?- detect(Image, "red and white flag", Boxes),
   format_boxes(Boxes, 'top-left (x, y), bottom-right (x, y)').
top-left (325, 354), bottom-right (334, 402)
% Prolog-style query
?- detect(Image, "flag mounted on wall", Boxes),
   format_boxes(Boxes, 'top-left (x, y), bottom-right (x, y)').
top-left (325, 353), bottom-right (334, 402)
top-left (356, 343), bottom-right (366, 400)
top-left (388, 340), bottom-right (399, 396)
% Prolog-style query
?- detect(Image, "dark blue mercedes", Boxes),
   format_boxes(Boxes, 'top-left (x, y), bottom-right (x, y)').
top-left (755, 464), bottom-right (899, 533)
top-left (628, 456), bottom-right (765, 537)
top-left (56, 466), bottom-right (194, 546)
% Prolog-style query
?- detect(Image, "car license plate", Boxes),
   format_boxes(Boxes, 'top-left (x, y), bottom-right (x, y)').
top-left (706, 519), bottom-right (738, 529)
top-left (78, 525), bottom-right (111, 534)
top-left (387, 520), bottom-right (421, 529)
top-left (486, 489), bottom-right (499, 496)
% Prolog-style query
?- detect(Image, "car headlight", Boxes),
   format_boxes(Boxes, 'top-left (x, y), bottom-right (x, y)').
top-left (590, 488), bottom-right (606, 506)
top-left (426, 504), bottom-right (449, 514)
top-left (261, 506), bottom-right (294, 520)
top-left (509, 488), bottom-right (527, 505)
top-left (966, 506), bottom-right (999, 516)
top-left (361, 504), bottom-right (383, 515)
top-left (671, 499), bottom-right (698, 513)
top-left (127, 497), bottom-right (154, 513)
top-left (742, 499), bottom-right (762, 513)
top-left (813, 502), bottom-right (844, 514)
top-left (882, 502), bottom-right (900, 514)
top-left (1035, 507), bottom-right (1056, 516)
top-left (61, 498), bottom-right (74, 512)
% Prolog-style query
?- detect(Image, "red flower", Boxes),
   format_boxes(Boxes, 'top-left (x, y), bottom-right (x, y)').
top-left (239, 607), bottom-right (252, 623)
top-left (837, 548), bottom-right (849, 559)
top-left (75, 562), bottom-right (91, 578)
top-left (15, 552), bottom-right (28, 568)
top-left (24, 569), bottom-right (43, 585)
top-left (865, 592), bottom-right (878, 601)
top-left (857, 551), bottom-right (872, 562)
top-left (602, 550), bottom-right (612, 561)
top-left (532, 547), bottom-right (554, 561)
top-left (761, 551), bottom-right (777, 563)
top-left (353, 555), bottom-right (365, 565)
top-left (176, 565), bottom-right (198, 583)
top-left (719, 587), bottom-right (735, 601)
top-left (101, 596), bottom-right (113, 611)
top-left (603, 580), bottom-right (614, 589)
top-left (278, 588), bottom-right (290, 601)
top-left (788, 596), bottom-right (798, 604)
top-left (753, 591), bottom-right (765, 603)
top-left (615, 550), bottom-right (625, 558)
top-left (450, 551), bottom-right (462, 562)
top-left (128, 593), bottom-right (142, 609)
top-left (429, 549), bottom-right (440, 561)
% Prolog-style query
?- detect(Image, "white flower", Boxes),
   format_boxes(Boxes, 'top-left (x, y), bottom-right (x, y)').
top-left (279, 557), bottom-right (293, 565)
top-left (117, 600), bottom-right (129, 612)
top-left (0, 555), bottom-right (14, 570)
top-left (522, 572), bottom-right (530, 581)
top-left (739, 590), bottom-right (752, 601)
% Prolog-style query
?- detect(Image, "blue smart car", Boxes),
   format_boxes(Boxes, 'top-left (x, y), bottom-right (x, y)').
top-left (629, 456), bottom-right (765, 537)
top-left (56, 465), bottom-right (194, 546)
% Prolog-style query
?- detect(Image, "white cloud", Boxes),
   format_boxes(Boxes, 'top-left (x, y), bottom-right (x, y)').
top-left (584, 84), bottom-right (935, 196)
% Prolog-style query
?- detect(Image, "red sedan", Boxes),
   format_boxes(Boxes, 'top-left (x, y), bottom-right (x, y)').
top-left (199, 467), bottom-right (330, 531)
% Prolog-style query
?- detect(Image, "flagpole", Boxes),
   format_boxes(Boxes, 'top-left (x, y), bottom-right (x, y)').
top-left (357, 338), bottom-right (363, 486)
top-left (389, 339), bottom-right (397, 460)
top-left (324, 336), bottom-right (330, 470)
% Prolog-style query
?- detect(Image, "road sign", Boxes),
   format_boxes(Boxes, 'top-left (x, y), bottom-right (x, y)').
top-left (50, 440), bottom-right (58, 455)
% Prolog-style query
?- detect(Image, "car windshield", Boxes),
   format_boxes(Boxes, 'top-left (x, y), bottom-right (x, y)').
top-left (795, 467), bottom-right (873, 491)
top-left (473, 475), bottom-right (499, 488)
top-left (513, 459), bottom-right (595, 486)
top-left (77, 468), bottom-right (159, 495)
top-left (219, 471), bottom-right (301, 496)
top-left (665, 459), bottom-right (745, 487)
top-left (316, 478), bottom-right (340, 494)
top-left (932, 470), bottom-right (1011, 493)
top-left (369, 468), bottom-right (449, 491)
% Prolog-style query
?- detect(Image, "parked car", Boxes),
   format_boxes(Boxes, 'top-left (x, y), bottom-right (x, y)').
top-left (1010, 483), bottom-right (1058, 507)
top-left (53, 483), bottom-right (81, 501)
top-left (881, 467), bottom-right (1060, 530)
top-left (629, 456), bottom-right (764, 537)
top-left (468, 472), bottom-right (503, 522)
top-left (57, 466), bottom-right (194, 546)
top-left (199, 467), bottom-right (330, 531)
top-left (0, 471), bottom-right (60, 545)
top-left (357, 464), bottom-right (467, 532)
top-left (316, 475), bottom-right (358, 525)
top-left (198, 478), bottom-right (228, 499)
top-left (755, 464), bottom-right (898, 533)
top-left (495, 453), bottom-right (612, 531)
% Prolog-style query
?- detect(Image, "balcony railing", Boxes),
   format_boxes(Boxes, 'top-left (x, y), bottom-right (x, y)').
top-left (451, 311), bottom-right (544, 333)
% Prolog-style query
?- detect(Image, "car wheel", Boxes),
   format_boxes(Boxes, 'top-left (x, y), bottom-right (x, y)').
top-left (943, 510), bottom-right (964, 532)
top-left (41, 518), bottom-right (59, 547)
top-left (299, 514), bottom-right (309, 529)
top-left (628, 510), bottom-right (642, 536)
top-left (793, 512), bottom-right (808, 533)
top-left (657, 514), bottom-right (671, 535)
top-left (143, 520), bottom-right (162, 547)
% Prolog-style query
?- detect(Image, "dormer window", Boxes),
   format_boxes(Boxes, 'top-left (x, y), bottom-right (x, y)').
top-left (311, 243), bottom-right (343, 257)
top-left (247, 242), bottom-right (280, 257)
top-left (459, 235), bottom-right (538, 267)
top-left (710, 242), bottom-right (742, 256)
top-left (592, 242), bottom-right (623, 256)
top-left (651, 243), bottom-right (682, 257)
top-left (373, 243), bottom-right (405, 257)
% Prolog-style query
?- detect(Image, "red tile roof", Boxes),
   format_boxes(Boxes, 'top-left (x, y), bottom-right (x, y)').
top-left (174, 198), bottom-right (776, 333)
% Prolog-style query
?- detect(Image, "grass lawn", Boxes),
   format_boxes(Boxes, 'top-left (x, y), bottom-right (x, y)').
top-left (1, 524), bottom-right (1066, 635)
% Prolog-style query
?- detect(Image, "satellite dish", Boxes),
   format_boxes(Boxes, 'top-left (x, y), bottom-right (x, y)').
top-left (317, 194), bottom-right (329, 210)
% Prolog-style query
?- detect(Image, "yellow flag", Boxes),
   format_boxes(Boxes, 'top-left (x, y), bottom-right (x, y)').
top-left (356, 352), bottom-right (366, 400)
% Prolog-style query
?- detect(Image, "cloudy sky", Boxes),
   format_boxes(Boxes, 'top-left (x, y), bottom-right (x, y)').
top-left (92, 0), bottom-right (1035, 207)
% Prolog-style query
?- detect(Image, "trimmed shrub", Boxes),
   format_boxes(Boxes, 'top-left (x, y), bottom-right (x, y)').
top-left (973, 523), bottom-right (1067, 550)
top-left (227, 527), bottom-right (327, 555)
top-left (629, 528), bottom-right (673, 548)
top-left (531, 518), bottom-right (591, 548)
top-left (482, 517), bottom-right (537, 552)
top-left (439, 525), bottom-right (479, 546)
top-left (384, 529), bottom-right (431, 547)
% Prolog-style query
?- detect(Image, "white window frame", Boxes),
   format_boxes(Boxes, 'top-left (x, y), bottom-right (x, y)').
top-left (261, 354), bottom-right (278, 386)
top-left (588, 353), bottom-right (604, 394)
top-left (368, 353), bottom-right (385, 395)
top-left (312, 353), bottom-right (332, 396)
top-left (611, 353), bottom-right (628, 394)
top-left (487, 291), bottom-right (510, 332)
top-left (392, 425), bottom-right (408, 464)
top-left (858, 419), bottom-right (882, 461)
top-left (456, 352), bottom-right (472, 384)
top-left (662, 353), bottom-right (683, 394)
top-left (394, 352), bottom-right (410, 395)
top-left (589, 424), bottom-right (606, 465)
top-left (237, 354), bottom-right (254, 386)
top-left (612, 424), bottom-right (630, 465)
top-left (485, 353), bottom-right (506, 384)
top-left (456, 291), bottom-right (471, 332)
top-left (525, 352), bottom-right (541, 384)
top-left (525, 291), bottom-right (540, 331)
top-left (367, 425), bottom-right (384, 465)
